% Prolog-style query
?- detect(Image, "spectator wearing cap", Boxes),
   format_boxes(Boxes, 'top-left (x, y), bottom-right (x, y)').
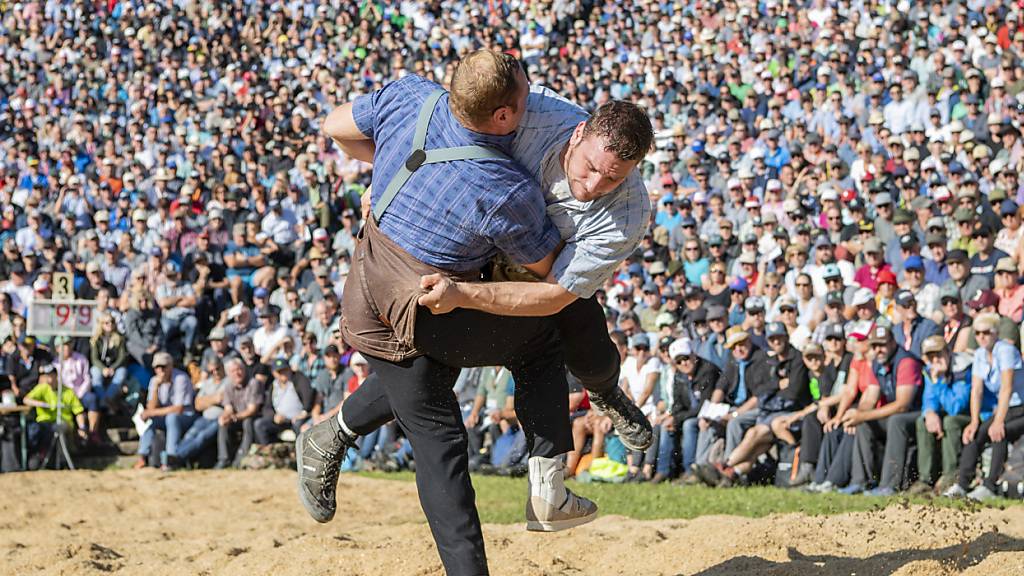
top-left (309, 344), bottom-right (348, 427)
top-left (900, 256), bottom-right (940, 322)
top-left (707, 322), bottom-right (810, 487)
top-left (136, 352), bottom-right (196, 470)
top-left (698, 305), bottom-right (730, 371)
top-left (874, 269), bottom-right (899, 323)
top-left (923, 233), bottom-right (950, 286)
top-left (22, 364), bottom-right (87, 467)
top-left (77, 260), bottom-right (119, 300)
top-left (254, 358), bottom-right (315, 446)
top-left (943, 249), bottom-right (991, 305)
top-left (912, 336), bottom-right (971, 495)
top-left (155, 260), bottom-right (199, 358)
top-left (840, 326), bottom-right (923, 495)
top-left (175, 357), bottom-right (228, 465)
top-left (871, 193), bottom-right (897, 246)
top-left (947, 313), bottom-right (1024, 500)
top-left (637, 283), bottom-right (665, 334)
top-left (968, 224), bottom-right (1009, 282)
top-left (853, 237), bottom-right (892, 293)
top-left (668, 338), bottom-right (721, 482)
top-left (216, 357), bottom-right (263, 469)
top-left (893, 290), bottom-right (940, 359)
top-left (696, 328), bottom-right (770, 471)
top-left (726, 277), bottom-right (749, 327)
top-left (742, 297), bottom-right (769, 350)
top-left (252, 305), bottom-right (291, 364)
top-left (994, 200), bottom-right (1023, 256)
top-left (966, 289), bottom-right (1020, 349)
top-left (937, 285), bottom-right (972, 356)
top-left (199, 327), bottom-right (235, 373)
top-left (772, 296), bottom-right (811, 352)
top-left (799, 324), bottom-right (855, 486)
top-left (52, 335), bottom-right (104, 443)
top-left (992, 259), bottom-right (1024, 324)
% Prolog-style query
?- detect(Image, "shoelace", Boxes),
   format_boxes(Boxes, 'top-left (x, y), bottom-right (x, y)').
top-left (321, 460), bottom-right (340, 500)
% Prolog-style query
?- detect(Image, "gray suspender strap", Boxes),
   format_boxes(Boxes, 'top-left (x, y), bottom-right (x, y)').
top-left (373, 89), bottom-right (507, 221)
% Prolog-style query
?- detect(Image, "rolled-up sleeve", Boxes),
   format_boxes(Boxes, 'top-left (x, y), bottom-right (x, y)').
top-left (551, 178), bottom-right (650, 299)
top-left (351, 92), bottom-right (378, 139)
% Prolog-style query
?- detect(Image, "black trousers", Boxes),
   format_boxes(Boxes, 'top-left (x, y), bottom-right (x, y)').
top-left (799, 412), bottom-right (825, 466)
top-left (344, 296), bottom-right (619, 456)
top-left (343, 299), bottom-right (611, 576)
top-left (958, 405), bottom-right (1024, 491)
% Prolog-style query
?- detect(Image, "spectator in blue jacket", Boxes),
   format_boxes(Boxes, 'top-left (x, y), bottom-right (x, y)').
top-left (912, 336), bottom-right (972, 494)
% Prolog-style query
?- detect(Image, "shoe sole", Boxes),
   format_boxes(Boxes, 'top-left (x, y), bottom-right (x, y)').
top-left (525, 509), bottom-right (598, 532)
top-left (295, 428), bottom-right (334, 524)
top-left (618, 433), bottom-right (653, 452)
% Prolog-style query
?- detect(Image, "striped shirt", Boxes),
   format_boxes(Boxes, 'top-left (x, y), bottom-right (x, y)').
top-left (352, 75), bottom-right (559, 272)
top-left (511, 85), bottom-right (651, 298)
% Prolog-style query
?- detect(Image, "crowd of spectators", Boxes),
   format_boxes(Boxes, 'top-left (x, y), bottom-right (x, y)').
top-left (2, 0), bottom-right (1024, 500)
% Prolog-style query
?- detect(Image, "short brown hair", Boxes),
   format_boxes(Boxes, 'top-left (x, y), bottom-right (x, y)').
top-left (582, 101), bottom-right (654, 162)
top-left (449, 50), bottom-right (523, 126)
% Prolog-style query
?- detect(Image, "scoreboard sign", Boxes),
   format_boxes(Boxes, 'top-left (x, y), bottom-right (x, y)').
top-left (28, 299), bottom-right (98, 337)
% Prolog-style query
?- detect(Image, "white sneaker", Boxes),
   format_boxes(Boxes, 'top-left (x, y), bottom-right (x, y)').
top-left (525, 456), bottom-right (598, 532)
top-left (967, 485), bottom-right (997, 501)
top-left (942, 483), bottom-right (967, 498)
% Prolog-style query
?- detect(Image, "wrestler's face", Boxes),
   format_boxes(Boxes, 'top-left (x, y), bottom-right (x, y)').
top-left (564, 124), bottom-right (636, 202)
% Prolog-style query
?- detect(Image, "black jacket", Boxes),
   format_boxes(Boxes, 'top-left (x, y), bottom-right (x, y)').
top-left (714, 347), bottom-right (773, 405)
top-left (261, 372), bottom-right (316, 420)
top-left (761, 344), bottom-right (812, 413)
top-left (671, 357), bottom-right (721, 427)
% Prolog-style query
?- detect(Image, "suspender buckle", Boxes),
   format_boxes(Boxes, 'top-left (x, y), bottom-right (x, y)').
top-left (405, 148), bottom-right (427, 172)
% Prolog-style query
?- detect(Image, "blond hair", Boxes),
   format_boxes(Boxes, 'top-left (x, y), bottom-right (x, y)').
top-left (449, 50), bottom-right (523, 126)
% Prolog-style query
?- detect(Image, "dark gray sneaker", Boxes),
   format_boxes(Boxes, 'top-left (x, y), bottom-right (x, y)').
top-left (589, 387), bottom-right (653, 451)
top-left (296, 416), bottom-right (354, 523)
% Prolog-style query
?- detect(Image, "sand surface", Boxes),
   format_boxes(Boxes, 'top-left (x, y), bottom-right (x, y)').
top-left (2, 470), bottom-right (1024, 575)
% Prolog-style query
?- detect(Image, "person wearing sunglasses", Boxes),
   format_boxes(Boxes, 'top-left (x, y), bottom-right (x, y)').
top-left (945, 314), bottom-right (1024, 500)
top-left (908, 336), bottom-right (971, 496)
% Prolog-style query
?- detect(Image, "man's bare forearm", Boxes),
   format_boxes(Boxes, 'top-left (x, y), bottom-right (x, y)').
top-left (323, 103), bottom-right (375, 163)
top-left (453, 281), bottom-right (577, 317)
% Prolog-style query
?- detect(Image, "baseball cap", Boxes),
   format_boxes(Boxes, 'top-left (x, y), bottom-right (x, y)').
top-left (629, 333), bottom-right (651, 349)
top-left (825, 322), bottom-right (846, 339)
top-left (655, 312), bottom-right (676, 328)
top-left (867, 325), bottom-right (892, 345)
top-left (766, 322), bottom-right (788, 338)
top-left (996, 257), bottom-right (1017, 274)
top-left (947, 249), bottom-right (969, 263)
top-left (253, 287), bottom-right (270, 299)
top-left (877, 269), bottom-right (897, 286)
top-left (895, 289), bottom-right (916, 308)
top-left (272, 358), bottom-right (290, 371)
top-left (826, 291), bottom-right (845, 307)
top-left (904, 255), bottom-right (924, 270)
top-left (208, 327), bottom-right (226, 341)
top-left (668, 338), bottom-right (694, 360)
top-left (745, 296), bottom-right (765, 312)
top-left (152, 352), bottom-right (173, 368)
top-left (863, 237), bottom-right (883, 254)
top-left (803, 343), bottom-right (825, 357)
top-left (921, 335), bottom-right (946, 355)
top-left (852, 287), bottom-right (875, 307)
top-left (967, 290), bottom-right (999, 311)
top-left (729, 277), bottom-right (749, 292)
top-left (724, 327), bottom-right (751, 349)
top-left (706, 305), bottom-right (727, 321)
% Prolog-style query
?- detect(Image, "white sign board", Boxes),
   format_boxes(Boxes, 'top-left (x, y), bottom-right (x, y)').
top-left (28, 299), bottom-right (98, 337)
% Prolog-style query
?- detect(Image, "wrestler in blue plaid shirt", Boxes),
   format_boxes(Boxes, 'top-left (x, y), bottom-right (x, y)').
top-left (351, 74), bottom-right (560, 272)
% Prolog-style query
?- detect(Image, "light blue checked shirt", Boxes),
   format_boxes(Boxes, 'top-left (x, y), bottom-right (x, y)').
top-left (352, 75), bottom-right (559, 272)
top-left (511, 85), bottom-right (651, 298)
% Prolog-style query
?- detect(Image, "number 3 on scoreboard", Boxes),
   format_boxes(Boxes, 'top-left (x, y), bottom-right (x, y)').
top-left (52, 272), bottom-right (73, 300)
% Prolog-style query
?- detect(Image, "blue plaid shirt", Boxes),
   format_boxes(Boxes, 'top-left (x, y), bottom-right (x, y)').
top-left (352, 75), bottom-right (560, 272)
